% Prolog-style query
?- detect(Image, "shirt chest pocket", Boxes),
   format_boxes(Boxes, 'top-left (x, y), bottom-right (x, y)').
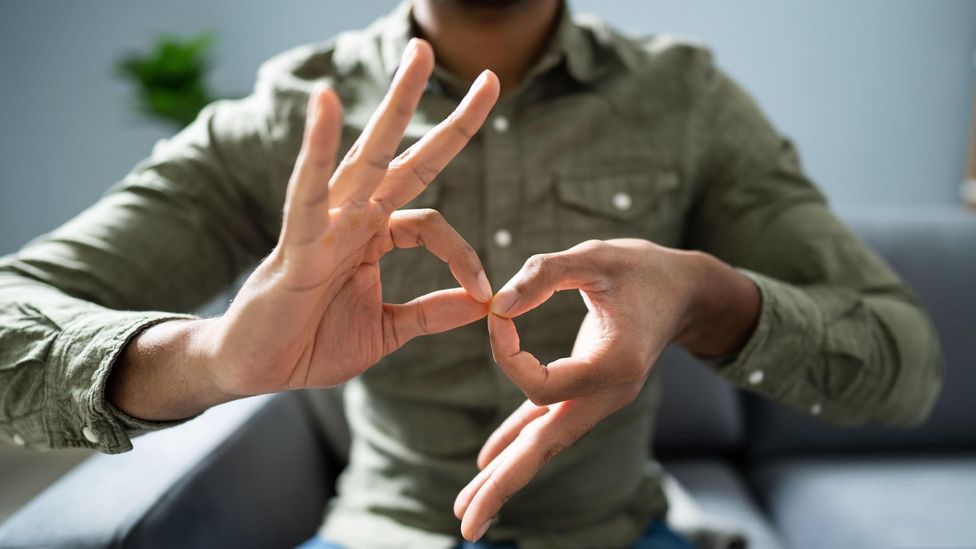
top-left (552, 169), bottom-right (684, 249)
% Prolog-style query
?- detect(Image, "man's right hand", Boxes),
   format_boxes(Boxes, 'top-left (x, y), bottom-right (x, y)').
top-left (107, 39), bottom-right (500, 421)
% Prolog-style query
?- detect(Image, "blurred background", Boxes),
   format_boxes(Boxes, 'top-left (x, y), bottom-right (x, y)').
top-left (1, 0), bottom-right (975, 526)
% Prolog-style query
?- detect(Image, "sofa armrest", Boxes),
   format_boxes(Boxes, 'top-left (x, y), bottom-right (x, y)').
top-left (0, 392), bottom-right (337, 549)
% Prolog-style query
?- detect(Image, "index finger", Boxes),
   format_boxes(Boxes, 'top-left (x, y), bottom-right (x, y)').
top-left (487, 314), bottom-right (624, 405)
top-left (329, 38), bottom-right (435, 205)
top-left (370, 69), bottom-right (500, 212)
top-left (388, 209), bottom-right (493, 302)
top-left (456, 398), bottom-right (611, 542)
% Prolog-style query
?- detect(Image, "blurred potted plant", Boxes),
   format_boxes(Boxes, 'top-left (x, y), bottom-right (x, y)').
top-left (116, 32), bottom-right (217, 128)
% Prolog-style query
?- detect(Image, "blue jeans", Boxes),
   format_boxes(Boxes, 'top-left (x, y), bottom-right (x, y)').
top-left (296, 520), bottom-right (695, 548)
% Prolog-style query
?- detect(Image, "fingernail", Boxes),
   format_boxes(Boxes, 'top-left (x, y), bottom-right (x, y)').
top-left (476, 271), bottom-right (493, 303)
top-left (313, 82), bottom-right (331, 96)
top-left (490, 287), bottom-right (518, 316)
top-left (402, 38), bottom-right (417, 63)
top-left (392, 41), bottom-right (417, 85)
top-left (473, 70), bottom-right (489, 88)
top-left (473, 519), bottom-right (492, 542)
top-left (307, 86), bottom-right (322, 116)
top-left (318, 82), bottom-right (336, 107)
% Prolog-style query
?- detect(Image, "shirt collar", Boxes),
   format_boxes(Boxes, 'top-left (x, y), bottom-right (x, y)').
top-left (377, 1), bottom-right (600, 88)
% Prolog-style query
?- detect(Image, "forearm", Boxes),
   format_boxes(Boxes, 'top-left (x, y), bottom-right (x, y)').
top-left (0, 270), bottom-right (196, 451)
top-left (107, 318), bottom-right (235, 422)
top-left (673, 250), bottom-right (761, 359)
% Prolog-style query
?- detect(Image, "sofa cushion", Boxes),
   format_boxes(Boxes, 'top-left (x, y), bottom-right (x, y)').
top-left (664, 459), bottom-right (786, 549)
top-left (746, 206), bottom-right (976, 458)
top-left (654, 346), bottom-right (745, 456)
top-left (751, 455), bottom-right (976, 549)
top-left (303, 387), bottom-right (352, 464)
top-left (0, 394), bottom-right (334, 549)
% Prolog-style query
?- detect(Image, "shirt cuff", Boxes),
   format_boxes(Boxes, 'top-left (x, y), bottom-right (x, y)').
top-left (46, 310), bottom-right (198, 454)
top-left (707, 269), bottom-right (830, 418)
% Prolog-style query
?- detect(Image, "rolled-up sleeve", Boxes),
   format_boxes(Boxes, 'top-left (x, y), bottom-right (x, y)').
top-left (0, 291), bottom-right (194, 452)
top-left (685, 53), bottom-right (943, 427)
top-left (0, 80), bottom-right (287, 452)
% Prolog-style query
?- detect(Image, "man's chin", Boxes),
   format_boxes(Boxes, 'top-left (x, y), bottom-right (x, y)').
top-left (448, 0), bottom-right (538, 10)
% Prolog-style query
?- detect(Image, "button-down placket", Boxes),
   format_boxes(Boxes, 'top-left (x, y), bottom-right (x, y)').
top-left (480, 97), bottom-right (529, 404)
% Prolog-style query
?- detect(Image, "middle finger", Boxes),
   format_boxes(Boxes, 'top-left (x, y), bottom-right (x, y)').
top-left (371, 69), bottom-right (500, 211)
top-left (329, 38), bottom-right (434, 205)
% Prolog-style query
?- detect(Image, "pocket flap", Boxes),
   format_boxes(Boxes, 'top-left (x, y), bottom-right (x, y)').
top-left (556, 171), bottom-right (679, 221)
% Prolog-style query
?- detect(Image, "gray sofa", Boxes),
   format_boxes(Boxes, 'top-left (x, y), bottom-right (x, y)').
top-left (1, 206), bottom-right (973, 549)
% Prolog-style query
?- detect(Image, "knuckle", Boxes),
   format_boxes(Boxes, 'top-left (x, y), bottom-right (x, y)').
top-left (524, 253), bottom-right (551, 276)
top-left (462, 244), bottom-right (480, 266)
top-left (413, 299), bottom-right (431, 334)
top-left (575, 239), bottom-right (605, 252)
top-left (306, 151), bottom-right (333, 172)
top-left (526, 387), bottom-right (554, 407)
top-left (392, 99), bottom-right (414, 118)
top-left (623, 384), bottom-right (643, 405)
top-left (413, 164), bottom-right (439, 186)
top-left (388, 158), bottom-right (438, 187)
top-left (345, 145), bottom-right (392, 172)
top-left (368, 152), bottom-right (394, 171)
top-left (295, 149), bottom-right (332, 178)
top-left (372, 196), bottom-right (397, 217)
top-left (485, 475), bottom-right (510, 505)
top-left (542, 442), bottom-right (568, 465)
top-left (528, 253), bottom-right (569, 287)
top-left (519, 427), bottom-right (545, 451)
top-left (622, 357), bottom-right (648, 382)
top-left (416, 208), bottom-right (444, 227)
top-left (576, 240), bottom-right (613, 263)
top-left (571, 240), bottom-right (607, 263)
top-left (446, 112), bottom-right (475, 140)
top-left (385, 157), bottom-right (408, 174)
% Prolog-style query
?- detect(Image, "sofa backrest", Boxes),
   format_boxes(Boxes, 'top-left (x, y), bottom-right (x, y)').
top-left (744, 206), bottom-right (976, 459)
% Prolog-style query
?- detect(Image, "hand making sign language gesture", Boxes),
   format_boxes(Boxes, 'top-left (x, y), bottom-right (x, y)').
top-left (208, 38), bottom-right (500, 396)
top-left (454, 239), bottom-right (760, 541)
top-left (110, 39), bottom-right (501, 420)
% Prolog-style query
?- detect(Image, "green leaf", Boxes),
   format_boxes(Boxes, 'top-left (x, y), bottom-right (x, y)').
top-left (114, 32), bottom-right (218, 127)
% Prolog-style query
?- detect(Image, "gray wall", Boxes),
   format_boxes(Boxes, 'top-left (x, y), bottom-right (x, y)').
top-left (2, 1), bottom-right (975, 255)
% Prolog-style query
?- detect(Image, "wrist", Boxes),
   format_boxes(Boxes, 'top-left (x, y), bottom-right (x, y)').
top-left (674, 251), bottom-right (761, 358)
top-left (108, 318), bottom-right (233, 422)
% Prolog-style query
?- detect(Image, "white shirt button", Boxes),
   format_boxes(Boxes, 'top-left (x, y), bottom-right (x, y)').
top-left (747, 370), bottom-right (764, 385)
top-left (612, 192), bottom-right (632, 211)
top-left (493, 229), bottom-right (513, 248)
top-left (82, 426), bottom-right (100, 444)
top-left (810, 403), bottom-right (823, 416)
top-left (492, 116), bottom-right (510, 133)
top-left (12, 433), bottom-right (26, 446)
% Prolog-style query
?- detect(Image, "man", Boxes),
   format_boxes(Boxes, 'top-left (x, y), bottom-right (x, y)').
top-left (0, 1), bottom-right (942, 548)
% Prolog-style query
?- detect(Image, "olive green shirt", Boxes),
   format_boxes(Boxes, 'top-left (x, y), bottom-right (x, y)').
top-left (0, 3), bottom-right (941, 548)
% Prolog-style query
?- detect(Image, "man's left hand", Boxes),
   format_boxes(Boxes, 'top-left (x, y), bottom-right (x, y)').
top-left (453, 238), bottom-right (760, 541)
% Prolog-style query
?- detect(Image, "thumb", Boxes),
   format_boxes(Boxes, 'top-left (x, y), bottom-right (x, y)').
top-left (489, 248), bottom-right (605, 318)
top-left (382, 288), bottom-right (488, 352)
